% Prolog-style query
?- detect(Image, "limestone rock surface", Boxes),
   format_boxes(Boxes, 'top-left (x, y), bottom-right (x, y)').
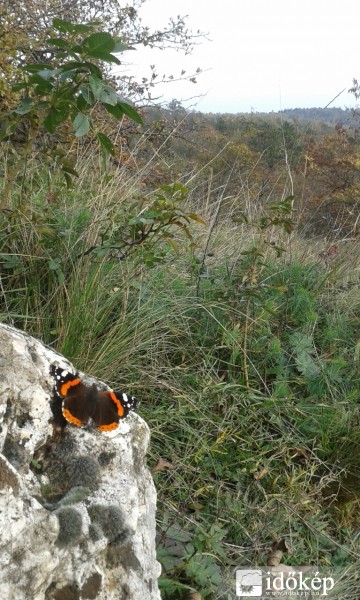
top-left (0, 323), bottom-right (161, 600)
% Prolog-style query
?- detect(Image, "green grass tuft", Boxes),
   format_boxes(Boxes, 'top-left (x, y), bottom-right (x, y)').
top-left (1, 149), bottom-right (360, 598)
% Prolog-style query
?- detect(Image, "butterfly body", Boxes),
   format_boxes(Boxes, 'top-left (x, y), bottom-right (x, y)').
top-left (50, 365), bottom-right (137, 432)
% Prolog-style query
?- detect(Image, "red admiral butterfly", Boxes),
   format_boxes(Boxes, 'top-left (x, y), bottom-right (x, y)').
top-left (50, 365), bottom-right (138, 432)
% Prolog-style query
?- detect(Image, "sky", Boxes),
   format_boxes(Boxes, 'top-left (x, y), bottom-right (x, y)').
top-left (123, 0), bottom-right (360, 113)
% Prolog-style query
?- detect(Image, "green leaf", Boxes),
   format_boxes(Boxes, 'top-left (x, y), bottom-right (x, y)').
top-left (56, 269), bottom-right (65, 284)
top-left (22, 64), bottom-right (52, 73)
top-left (36, 101), bottom-right (50, 109)
top-left (103, 103), bottom-right (125, 119)
top-left (171, 182), bottom-right (188, 194)
top-left (48, 258), bottom-right (62, 270)
top-left (72, 24), bottom-right (94, 33)
top-left (37, 226), bottom-right (57, 238)
top-left (11, 82), bottom-right (28, 92)
top-left (83, 62), bottom-right (103, 78)
top-left (48, 256), bottom-right (65, 284)
top-left (117, 102), bottom-right (143, 125)
top-left (282, 219), bottom-right (293, 234)
top-left (82, 32), bottom-right (114, 54)
top-left (96, 132), bottom-right (115, 157)
top-left (69, 44), bottom-right (82, 53)
top-left (31, 78), bottom-right (53, 94)
top-left (79, 85), bottom-right (94, 105)
top-left (47, 37), bottom-right (69, 49)
top-left (128, 216), bottom-right (145, 225)
top-left (86, 51), bottom-right (121, 65)
top-left (76, 95), bottom-right (88, 111)
top-left (14, 98), bottom-right (33, 115)
top-left (52, 18), bottom-right (75, 34)
top-left (99, 85), bottom-right (118, 105)
top-left (143, 210), bottom-right (162, 219)
top-left (35, 83), bottom-right (53, 96)
top-left (181, 225), bottom-right (193, 241)
top-left (58, 61), bottom-right (102, 78)
top-left (37, 68), bottom-right (60, 80)
top-left (113, 41), bottom-right (129, 53)
top-left (185, 553), bottom-right (223, 587)
top-left (89, 74), bottom-right (103, 99)
top-left (1, 254), bottom-right (21, 269)
top-left (104, 101), bottom-right (142, 125)
top-left (58, 61), bottom-right (90, 73)
top-left (269, 199), bottom-right (293, 214)
top-left (29, 73), bottom-right (52, 85)
top-left (89, 78), bottom-right (119, 106)
top-left (73, 113), bottom-right (90, 137)
top-left (44, 107), bottom-right (70, 133)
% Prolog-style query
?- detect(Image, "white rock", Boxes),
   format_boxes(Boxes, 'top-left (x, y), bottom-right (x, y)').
top-left (0, 323), bottom-right (161, 600)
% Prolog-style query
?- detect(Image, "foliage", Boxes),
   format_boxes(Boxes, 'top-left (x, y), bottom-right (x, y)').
top-left (149, 247), bottom-right (360, 596)
top-left (1, 139), bottom-right (360, 596)
top-left (246, 119), bottom-right (304, 169)
top-left (1, 34), bottom-right (360, 597)
top-left (304, 126), bottom-right (360, 235)
top-left (0, 161), bottom-right (205, 364)
top-left (1, 0), bottom-right (202, 102)
top-left (142, 104), bottom-right (360, 237)
top-left (0, 19), bottom-right (144, 207)
top-left (83, 181), bottom-right (203, 266)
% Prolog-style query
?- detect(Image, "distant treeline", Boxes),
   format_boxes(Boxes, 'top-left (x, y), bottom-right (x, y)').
top-left (200, 106), bottom-right (360, 127)
top-left (272, 107), bottom-right (359, 126)
top-left (145, 105), bottom-right (360, 132)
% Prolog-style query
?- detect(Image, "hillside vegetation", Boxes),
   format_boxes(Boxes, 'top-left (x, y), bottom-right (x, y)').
top-left (1, 13), bottom-right (360, 600)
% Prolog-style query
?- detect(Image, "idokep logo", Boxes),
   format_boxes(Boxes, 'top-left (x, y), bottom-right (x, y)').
top-left (236, 570), bottom-right (263, 597)
top-left (235, 568), bottom-right (335, 598)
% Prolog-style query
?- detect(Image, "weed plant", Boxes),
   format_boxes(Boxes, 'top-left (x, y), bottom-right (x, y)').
top-left (1, 143), bottom-right (360, 599)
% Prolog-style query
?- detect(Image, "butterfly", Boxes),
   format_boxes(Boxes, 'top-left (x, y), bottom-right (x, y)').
top-left (50, 365), bottom-right (138, 432)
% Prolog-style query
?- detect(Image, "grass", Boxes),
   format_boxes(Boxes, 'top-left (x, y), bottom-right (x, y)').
top-left (1, 146), bottom-right (360, 599)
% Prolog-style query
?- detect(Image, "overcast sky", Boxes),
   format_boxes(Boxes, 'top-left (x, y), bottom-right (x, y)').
top-left (124, 0), bottom-right (360, 113)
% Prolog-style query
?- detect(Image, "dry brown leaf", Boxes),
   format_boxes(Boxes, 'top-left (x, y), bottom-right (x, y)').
top-left (291, 447), bottom-right (310, 461)
top-left (150, 457), bottom-right (174, 474)
top-left (267, 539), bottom-right (289, 566)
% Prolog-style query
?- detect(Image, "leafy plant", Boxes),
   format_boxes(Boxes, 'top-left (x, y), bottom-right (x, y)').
top-left (83, 181), bottom-right (204, 264)
top-left (0, 18), bottom-right (143, 205)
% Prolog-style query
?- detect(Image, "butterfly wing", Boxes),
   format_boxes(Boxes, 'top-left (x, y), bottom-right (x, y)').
top-left (50, 365), bottom-right (90, 427)
top-left (93, 390), bottom-right (138, 432)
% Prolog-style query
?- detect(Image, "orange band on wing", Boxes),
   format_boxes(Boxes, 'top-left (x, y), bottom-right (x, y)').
top-left (98, 422), bottom-right (119, 432)
top-left (60, 378), bottom-right (81, 397)
top-left (62, 407), bottom-right (83, 427)
top-left (109, 391), bottom-right (125, 417)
